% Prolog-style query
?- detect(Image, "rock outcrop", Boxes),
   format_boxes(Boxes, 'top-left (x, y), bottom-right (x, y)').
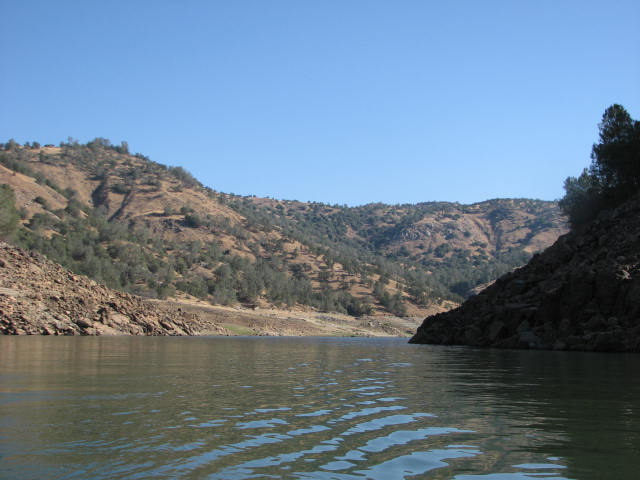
top-left (0, 242), bottom-right (226, 335)
top-left (410, 197), bottom-right (640, 352)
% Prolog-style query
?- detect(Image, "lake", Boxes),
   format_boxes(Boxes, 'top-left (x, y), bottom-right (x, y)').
top-left (1, 336), bottom-right (638, 479)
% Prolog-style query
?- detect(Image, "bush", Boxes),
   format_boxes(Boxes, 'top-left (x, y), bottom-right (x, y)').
top-left (34, 196), bottom-right (49, 208)
top-left (183, 213), bottom-right (203, 228)
top-left (168, 166), bottom-right (201, 187)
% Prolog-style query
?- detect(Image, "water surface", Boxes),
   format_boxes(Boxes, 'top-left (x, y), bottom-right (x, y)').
top-left (1, 336), bottom-right (639, 479)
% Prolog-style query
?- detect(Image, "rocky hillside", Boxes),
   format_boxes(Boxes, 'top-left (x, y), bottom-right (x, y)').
top-left (0, 139), bottom-right (566, 317)
top-left (410, 196), bottom-right (640, 352)
top-left (0, 242), bottom-right (228, 335)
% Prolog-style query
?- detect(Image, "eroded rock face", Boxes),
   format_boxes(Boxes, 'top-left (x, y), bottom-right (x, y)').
top-left (410, 198), bottom-right (640, 352)
top-left (0, 243), bottom-right (225, 336)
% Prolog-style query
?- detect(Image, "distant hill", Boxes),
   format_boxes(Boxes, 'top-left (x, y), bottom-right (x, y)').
top-left (0, 139), bottom-right (566, 318)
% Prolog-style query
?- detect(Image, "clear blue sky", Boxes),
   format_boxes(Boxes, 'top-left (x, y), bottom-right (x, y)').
top-left (1, 1), bottom-right (638, 206)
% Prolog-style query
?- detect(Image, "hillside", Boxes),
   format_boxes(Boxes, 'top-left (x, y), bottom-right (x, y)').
top-left (0, 241), bottom-right (418, 337)
top-left (244, 197), bottom-right (564, 299)
top-left (0, 242), bottom-right (223, 335)
top-left (410, 195), bottom-right (640, 352)
top-left (0, 139), bottom-right (566, 319)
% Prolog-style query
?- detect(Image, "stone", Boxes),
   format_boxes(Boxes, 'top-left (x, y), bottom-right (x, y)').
top-left (488, 320), bottom-right (506, 341)
top-left (558, 318), bottom-right (571, 335)
top-left (74, 318), bottom-right (93, 329)
top-left (586, 315), bottom-right (605, 330)
top-left (518, 330), bottom-right (540, 348)
top-left (607, 317), bottom-right (619, 328)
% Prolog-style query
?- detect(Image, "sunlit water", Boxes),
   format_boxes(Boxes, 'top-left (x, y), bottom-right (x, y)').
top-left (1, 337), bottom-right (639, 479)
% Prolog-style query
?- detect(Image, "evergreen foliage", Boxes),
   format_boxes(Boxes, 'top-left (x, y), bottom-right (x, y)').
top-left (560, 105), bottom-right (640, 228)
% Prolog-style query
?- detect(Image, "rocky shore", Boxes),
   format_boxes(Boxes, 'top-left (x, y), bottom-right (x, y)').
top-left (410, 197), bottom-right (640, 352)
top-left (0, 242), bottom-right (227, 335)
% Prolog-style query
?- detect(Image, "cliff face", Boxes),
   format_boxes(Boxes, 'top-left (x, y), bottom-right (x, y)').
top-left (0, 243), bottom-right (226, 336)
top-left (410, 197), bottom-right (640, 352)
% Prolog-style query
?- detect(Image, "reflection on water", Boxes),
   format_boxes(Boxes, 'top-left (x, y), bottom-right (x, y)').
top-left (1, 337), bottom-right (639, 479)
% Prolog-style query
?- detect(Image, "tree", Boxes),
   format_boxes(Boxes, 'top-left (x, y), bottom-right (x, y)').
top-left (115, 141), bottom-right (129, 154)
top-left (4, 139), bottom-right (18, 151)
top-left (87, 137), bottom-right (112, 150)
top-left (558, 168), bottom-right (603, 228)
top-left (0, 184), bottom-right (20, 239)
top-left (590, 104), bottom-right (640, 203)
top-left (183, 213), bottom-right (203, 228)
top-left (561, 104), bottom-right (640, 227)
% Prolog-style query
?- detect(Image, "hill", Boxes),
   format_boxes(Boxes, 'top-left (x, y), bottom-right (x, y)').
top-left (0, 242), bottom-right (224, 335)
top-left (410, 195), bottom-right (640, 352)
top-left (0, 241), bottom-right (421, 337)
top-left (0, 139), bottom-right (566, 319)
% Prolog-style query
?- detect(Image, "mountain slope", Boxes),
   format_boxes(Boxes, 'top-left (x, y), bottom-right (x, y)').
top-left (409, 195), bottom-right (640, 351)
top-left (0, 242), bottom-right (226, 335)
top-left (244, 197), bottom-right (565, 299)
top-left (0, 139), bottom-right (566, 318)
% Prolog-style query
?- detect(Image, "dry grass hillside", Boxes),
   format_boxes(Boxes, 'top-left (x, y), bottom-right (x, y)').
top-left (251, 197), bottom-right (565, 263)
top-left (0, 139), bottom-right (567, 321)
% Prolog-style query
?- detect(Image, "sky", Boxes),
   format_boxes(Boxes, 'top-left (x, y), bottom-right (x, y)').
top-left (1, 1), bottom-right (638, 206)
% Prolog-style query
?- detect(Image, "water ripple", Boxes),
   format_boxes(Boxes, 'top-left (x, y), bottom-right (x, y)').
top-left (0, 337), bottom-right (600, 480)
